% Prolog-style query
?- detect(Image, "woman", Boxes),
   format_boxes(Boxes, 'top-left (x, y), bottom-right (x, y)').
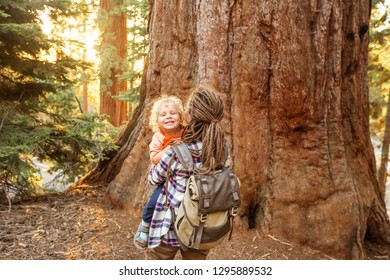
top-left (147, 86), bottom-right (229, 260)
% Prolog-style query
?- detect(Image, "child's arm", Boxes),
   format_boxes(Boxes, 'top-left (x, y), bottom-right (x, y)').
top-left (149, 132), bottom-right (183, 165)
top-left (150, 145), bottom-right (171, 165)
top-left (148, 148), bottom-right (174, 186)
top-left (149, 132), bottom-right (169, 165)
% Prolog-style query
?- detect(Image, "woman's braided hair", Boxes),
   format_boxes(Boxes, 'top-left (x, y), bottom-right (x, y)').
top-left (183, 86), bottom-right (227, 173)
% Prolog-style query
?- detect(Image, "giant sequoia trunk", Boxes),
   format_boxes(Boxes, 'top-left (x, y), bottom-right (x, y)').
top-left (84, 0), bottom-right (390, 259)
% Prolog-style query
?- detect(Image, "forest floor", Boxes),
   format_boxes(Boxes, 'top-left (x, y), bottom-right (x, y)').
top-left (1, 183), bottom-right (390, 260)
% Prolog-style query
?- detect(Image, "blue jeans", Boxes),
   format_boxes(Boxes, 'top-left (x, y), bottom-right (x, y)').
top-left (141, 184), bottom-right (163, 223)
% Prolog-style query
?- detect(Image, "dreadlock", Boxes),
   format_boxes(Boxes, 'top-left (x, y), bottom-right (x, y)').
top-left (183, 86), bottom-right (227, 173)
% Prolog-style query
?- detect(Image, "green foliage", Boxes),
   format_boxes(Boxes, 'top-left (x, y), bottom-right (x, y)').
top-left (0, 0), bottom-right (117, 198)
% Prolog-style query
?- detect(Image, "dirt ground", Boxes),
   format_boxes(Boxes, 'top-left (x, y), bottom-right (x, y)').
top-left (1, 184), bottom-right (389, 260)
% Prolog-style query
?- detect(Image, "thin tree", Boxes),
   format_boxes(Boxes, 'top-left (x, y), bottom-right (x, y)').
top-left (378, 91), bottom-right (390, 199)
top-left (99, 0), bottom-right (128, 127)
top-left (81, 8), bottom-right (88, 113)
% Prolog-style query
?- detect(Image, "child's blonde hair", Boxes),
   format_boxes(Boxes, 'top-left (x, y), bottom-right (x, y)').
top-left (149, 95), bottom-right (184, 132)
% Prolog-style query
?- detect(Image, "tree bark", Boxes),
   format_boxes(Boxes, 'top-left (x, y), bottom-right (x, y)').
top-left (85, 0), bottom-right (390, 259)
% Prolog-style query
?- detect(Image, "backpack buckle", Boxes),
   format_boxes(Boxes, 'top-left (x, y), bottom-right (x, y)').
top-left (200, 213), bottom-right (208, 222)
top-left (231, 207), bottom-right (238, 217)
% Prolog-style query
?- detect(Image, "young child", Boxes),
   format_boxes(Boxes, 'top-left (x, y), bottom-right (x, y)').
top-left (134, 95), bottom-right (185, 250)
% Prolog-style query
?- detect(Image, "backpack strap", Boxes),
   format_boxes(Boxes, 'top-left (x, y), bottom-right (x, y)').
top-left (165, 143), bottom-right (193, 205)
top-left (172, 143), bottom-right (194, 171)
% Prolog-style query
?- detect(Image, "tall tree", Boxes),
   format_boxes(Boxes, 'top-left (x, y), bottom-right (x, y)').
top-left (120, 0), bottom-right (149, 117)
top-left (84, 0), bottom-right (390, 259)
top-left (98, 0), bottom-right (128, 127)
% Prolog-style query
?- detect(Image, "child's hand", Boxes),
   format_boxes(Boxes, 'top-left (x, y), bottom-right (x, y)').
top-left (169, 139), bottom-right (183, 146)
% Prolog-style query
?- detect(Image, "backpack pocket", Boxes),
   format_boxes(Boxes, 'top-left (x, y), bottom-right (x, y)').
top-left (200, 213), bottom-right (231, 242)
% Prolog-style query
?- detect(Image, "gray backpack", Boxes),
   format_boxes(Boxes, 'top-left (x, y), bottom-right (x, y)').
top-left (171, 143), bottom-right (241, 250)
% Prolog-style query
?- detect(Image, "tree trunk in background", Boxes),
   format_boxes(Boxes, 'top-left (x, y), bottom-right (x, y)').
top-left (99, 0), bottom-right (128, 126)
top-left (378, 91), bottom-right (390, 200)
top-left (82, 81), bottom-right (88, 112)
top-left (84, 0), bottom-right (390, 259)
top-left (82, 12), bottom-right (88, 113)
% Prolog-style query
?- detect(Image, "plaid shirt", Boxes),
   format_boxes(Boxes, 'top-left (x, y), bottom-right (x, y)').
top-left (147, 141), bottom-right (202, 248)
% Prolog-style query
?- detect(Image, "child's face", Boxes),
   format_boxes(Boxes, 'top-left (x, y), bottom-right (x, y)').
top-left (158, 102), bottom-right (181, 134)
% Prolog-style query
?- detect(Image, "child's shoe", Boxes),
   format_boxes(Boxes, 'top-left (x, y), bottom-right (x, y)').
top-left (133, 222), bottom-right (149, 251)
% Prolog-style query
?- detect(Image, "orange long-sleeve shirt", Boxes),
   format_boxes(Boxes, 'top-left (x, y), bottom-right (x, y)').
top-left (149, 130), bottom-right (182, 165)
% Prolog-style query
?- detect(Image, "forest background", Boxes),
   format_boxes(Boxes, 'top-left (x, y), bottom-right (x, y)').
top-left (1, 0), bottom-right (148, 196)
top-left (1, 0), bottom-right (390, 260)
